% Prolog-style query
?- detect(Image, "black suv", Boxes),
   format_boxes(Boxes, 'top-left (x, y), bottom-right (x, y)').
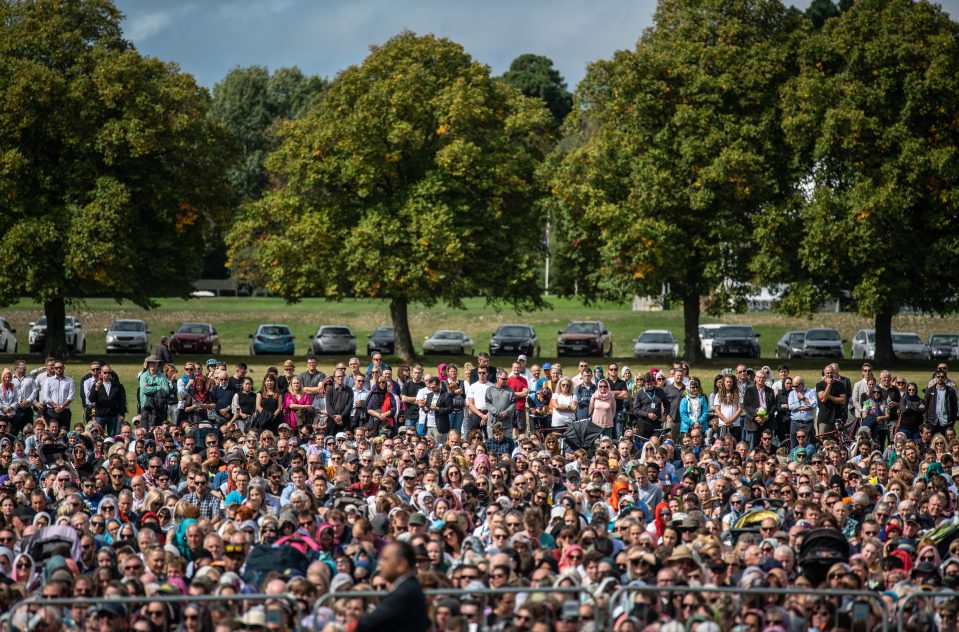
top-left (489, 324), bottom-right (540, 357)
top-left (367, 326), bottom-right (395, 356)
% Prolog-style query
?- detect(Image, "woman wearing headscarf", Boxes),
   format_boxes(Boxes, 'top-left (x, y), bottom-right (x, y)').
top-left (366, 376), bottom-right (397, 436)
top-left (13, 553), bottom-right (38, 591)
top-left (590, 379), bottom-right (616, 438)
top-left (183, 375), bottom-right (214, 425)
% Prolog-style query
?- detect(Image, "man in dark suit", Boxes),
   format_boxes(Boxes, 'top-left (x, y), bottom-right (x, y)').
top-left (419, 376), bottom-right (452, 445)
top-left (743, 370), bottom-right (775, 449)
top-left (925, 371), bottom-right (958, 430)
top-left (356, 541), bottom-right (429, 632)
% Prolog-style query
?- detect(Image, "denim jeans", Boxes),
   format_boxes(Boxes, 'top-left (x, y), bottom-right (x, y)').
top-left (448, 411), bottom-right (464, 434)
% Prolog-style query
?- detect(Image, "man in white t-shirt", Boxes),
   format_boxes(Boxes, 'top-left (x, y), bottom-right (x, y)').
top-left (517, 354), bottom-right (535, 389)
top-left (465, 366), bottom-right (492, 438)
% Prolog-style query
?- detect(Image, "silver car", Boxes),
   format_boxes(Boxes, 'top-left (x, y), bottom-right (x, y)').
top-left (310, 326), bottom-right (356, 356)
top-left (851, 329), bottom-right (876, 359)
top-left (928, 333), bottom-right (959, 361)
top-left (0, 317), bottom-right (16, 353)
top-left (892, 332), bottom-right (929, 360)
top-left (423, 330), bottom-right (474, 356)
top-left (632, 329), bottom-right (679, 358)
top-left (104, 319), bottom-right (150, 354)
top-left (802, 328), bottom-right (844, 359)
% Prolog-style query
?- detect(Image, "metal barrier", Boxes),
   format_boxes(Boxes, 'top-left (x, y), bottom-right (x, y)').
top-left (895, 589), bottom-right (959, 632)
top-left (608, 585), bottom-right (890, 632)
top-left (9, 593), bottom-right (302, 631)
top-left (314, 585), bottom-right (603, 631)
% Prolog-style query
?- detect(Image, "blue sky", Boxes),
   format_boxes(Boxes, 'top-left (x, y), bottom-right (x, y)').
top-left (118, 0), bottom-right (959, 91)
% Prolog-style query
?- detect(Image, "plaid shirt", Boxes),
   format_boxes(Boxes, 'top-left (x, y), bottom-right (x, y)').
top-left (485, 436), bottom-right (516, 458)
top-left (183, 491), bottom-right (222, 520)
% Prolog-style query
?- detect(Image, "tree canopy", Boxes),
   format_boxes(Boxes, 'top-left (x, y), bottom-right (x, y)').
top-left (545, 0), bottom-right (803, 361)
top-left (227, 32), bottom-right (552, 360)
top-left (0, 0), bottom-right (234, 356)
top-left (500, 54), bottom-right (573, 129)
top-left (763, 0), bottom-right (959, 364)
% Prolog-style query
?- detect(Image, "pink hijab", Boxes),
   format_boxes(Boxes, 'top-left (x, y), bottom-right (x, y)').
top-left (437, 363), bottom-right (449, 381)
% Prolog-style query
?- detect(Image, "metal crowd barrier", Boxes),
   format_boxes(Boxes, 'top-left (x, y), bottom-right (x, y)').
top-left (895, 588), bottom-right (959, 632)
top-left (608, 585), bottom-right (890, 632)
top-left (314, 585), bottom-right (603, 631)
top-left (9, 593), bottom-right (302, 630)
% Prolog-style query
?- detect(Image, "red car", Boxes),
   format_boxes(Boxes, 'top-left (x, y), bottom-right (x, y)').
top-left (169, 322), bottom-right (221, 355)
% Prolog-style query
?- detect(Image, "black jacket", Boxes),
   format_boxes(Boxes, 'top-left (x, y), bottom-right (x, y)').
top-left (425, 390), bottom-right (454, 434)
top-left (924, 385), bottom-right (959, 427)
top-left (630, 387), bottom-right (668, 424)
top-left (743, 385), bottom-right (775, 432)
top-left (326, 385), bottom-right (354, 427)
top-left (356, 574), bottom-right (429, 632)
top-left (89, 380), bottom-right (127, 417)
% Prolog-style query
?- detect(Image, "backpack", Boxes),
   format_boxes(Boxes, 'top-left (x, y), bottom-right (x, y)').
top-left (242, 543), bottom-right (310, 590)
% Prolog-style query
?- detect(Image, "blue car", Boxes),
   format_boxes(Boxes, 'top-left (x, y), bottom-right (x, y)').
top-left (249, 324), bottom-right (295, 355)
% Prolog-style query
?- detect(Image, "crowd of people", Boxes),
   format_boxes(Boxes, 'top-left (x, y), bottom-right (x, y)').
top-left (0, 349), bottom-right (958, 632)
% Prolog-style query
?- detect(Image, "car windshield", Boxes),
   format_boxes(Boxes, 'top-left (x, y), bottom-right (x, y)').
top-left (35, 317), bottom-right (77, 329)
top-left (716, 327), bottom-right (754, 338)
top-left (177, 324), bottom-right (209, 334)
top-left (788, 332), bottom-right (805, 343)
top-left (498, 326), bottom-right (531, 337)
top-left (260, 326), bottom-right (290, 336)
top-left (112, 321), bottom-right (144, 332)
top-left (433, 331), bottom-right (463, 341)
top-left (321, 327), bottom-right (351, 335)
top-left (566, 323), bottom-right (600, 334)
top-left (893, 334), bottom-right (923, 345)
top-left (373, 327), bottom-right (394, 336)
top-left (638, 333), bottom-right (673, 344)
top-left (931, 335), bottom-right (959, 346)
top-left (806, 330), bottom-right (840, 341)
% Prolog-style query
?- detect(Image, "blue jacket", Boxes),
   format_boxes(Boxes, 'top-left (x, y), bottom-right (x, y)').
top-left (679, 394), bottom-right (709, 433)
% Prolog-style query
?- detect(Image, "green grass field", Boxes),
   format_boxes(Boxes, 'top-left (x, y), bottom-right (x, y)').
top-left (1, 296), bottom-right (954, 416)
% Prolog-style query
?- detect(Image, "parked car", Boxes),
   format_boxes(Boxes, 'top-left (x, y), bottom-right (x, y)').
top-left (169, 323), bottom-right (221, 355)
top-left (0, 317), bottom-right (16, 353)
top-left (632, 329), bottom-right (679, 358)
top-left (801, 328), bottom-right (845, 359)
top-left (250, 324), bottom-right (295, 355)
top-left (367, 326), bottom-right (395, 356)
top-left (423, 330), bottom-right (474, 356)
top-left (928, 333), bottom-right (959, 361)
top-left (851, 329), bottom-right (875, 359)
top-left (699, 324), bottom-right (760, 359)
top-left (774, 331), bottom-right (806, 359)
top-left (489, 324), bottom-right (540, 357)
top-left (104, 319), bottom-right (150, 354)
top-left (29, 316), bottom-right (86, 354)
top-left (892, 332), bottom-right (929, 360)
top-left (310, 326), bottom-right (356, 356)
top-left (556, 321), bottom-right (613, 357)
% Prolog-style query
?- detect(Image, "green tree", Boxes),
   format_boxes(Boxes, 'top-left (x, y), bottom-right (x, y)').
top-left (545, 0), bottom-right (802, 362)
top-left (806, 0), bottom-right (839, 29)
top-left (768, 0), bottom-right (959, 365)
top-left (501, 54), bottom-right (573, 128)
top-left (0, 0), bottom-right (234, 357)
top-left (210, 65), bottom-right (326, 204)
top-left (227, 32), bottom-right (551, 360)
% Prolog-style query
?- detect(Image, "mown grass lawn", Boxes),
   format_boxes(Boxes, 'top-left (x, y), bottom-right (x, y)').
top-left (0, 296), bottom-right (954, 416)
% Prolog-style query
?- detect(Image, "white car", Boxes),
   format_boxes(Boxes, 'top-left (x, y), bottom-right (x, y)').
top-left (423, 330), bottom-right (474, 356)
top-left (104, 319), bottom-right (150, 354)
top-left (0, 317), bottom-right (17, 353)
top-left (892, 332), bottom-right (929, 360)
top-left (28, 315), bottom-right (86, 354)
top-left (851, 329), bottom-right (875, 359)
top-left (633, 329), bottom-right (679, 358)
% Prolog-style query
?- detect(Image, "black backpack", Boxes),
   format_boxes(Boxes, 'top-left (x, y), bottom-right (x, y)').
top-left (242, 544), bottom-right (310, 589)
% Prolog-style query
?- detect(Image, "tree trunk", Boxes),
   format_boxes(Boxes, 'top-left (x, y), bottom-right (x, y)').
top-left (43, 296), bottom-right (69, 359)
top-left (389, 297), bottom-right (416, 362)
top-left (682, 293), bottom-right (704, 364)
top-left (873, 310), bottom-right (895, 366)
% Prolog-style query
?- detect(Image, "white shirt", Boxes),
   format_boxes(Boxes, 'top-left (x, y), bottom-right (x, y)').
top-left (551, 393), bottom-right (575, 427)
top-left (416, 386), bottom-right (439, 428)
top-left (467, 381), bottom-right (491, 412)
top-left (40, 376), bottom-right (75, 406)
top-left (12, 374), bottom-right (37, 404)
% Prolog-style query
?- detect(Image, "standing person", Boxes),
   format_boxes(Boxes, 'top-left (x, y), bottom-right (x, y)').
top-left (401, 364), bottom-right (426, 430)
top-left (300, 356), bottom-right (325, 398)
top-left (283, 377), bottom-right (312, 431)
top-left (924, 371), bottom-right (958, 432)
top-left (465, 366), bottom-right (492, 437)
top-left (468, 353), bottom-right (496, 384)
top-left (346, 357), bottom-right (365, 388)
top-left (852, 362), bottom-right (874, 420)
top-left (355, 542), bottom-right (429, 632)
top-left (0, 369), bottom-right (16, 429)
top-left (162, 362), bottom-right (179, 425)
top-left (574, 368), bottom-right (596, 420)
top-left (11, 360), bottom-right (36, 435)
top-left (606, 363), bottom-right (629, 437)
top-left (155, 336), bottom-right (172, 366)
top-left (743, 369), bottom-right (775, 449)
top-left (88, 364), bottom-right (126, 436)
top-left (350, 373), bottom-right (369, 430)
top-left (632, 372), bottom-right (668, 440)
top-left (231, 377), bottom-right (257, 432)
top-left (255, 373), bottom-right (283, 433)
top-left (418, 376), bottom-right (451, 446)
top-left (366, 375), bottom-right (397, 436)
top-left (831, 363), bottom-right (853, 428)
top-left (788, 376), bottom-right (818, 447)
top-left (816, 365), bottom-right (847, 437)
top-left (277, 360), bottom-right (296, 394)
top-left (326, 369), bottom-right (354, 434)
top-left (771, 364), bottom-right (790, 394)
top-left (679, 378), bottom-right (709, 436)
top-left (78, 361), bottom-right (101, 422)
top-left (516, 354), bottom-right (534, 386)
top-left (662, 368), bottom-right (686, 442)
top-left (227, 362), bottom-right (249, 392)
top-left (897, 382), bottom-right (925, 441)
top-left (442, 364), bottom-right (466, 434)
top-left (506, 361), bottom-right (529, 437)
top-left (550, 378), bottom-right (577, 429)
top-left (485, 370), bottom-right (516, 436)
top-left (590, 379), bottom-right (616, 438)
top-left (773, 376), bottom-right (793, 445)
top-left (713, 374), bottom-right (741, 442)
top-left (138, 356), bottom-right (166, 430)
top-left (39, 360), bottom-right (74, 427)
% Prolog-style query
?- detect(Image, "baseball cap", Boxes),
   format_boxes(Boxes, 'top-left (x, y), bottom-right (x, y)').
top-left (335, 432), bottom-right (348, 440)
top-left (542, 362), bottom-right (552, 370)
top-left (402, 468), bottom-right (417, 480)
top-left (278, 423), bottom-right (291, 431)
top-left (205, 358), bottom-right (217, 367)
top-left (409, 512), bottom-right (427, 526)
top-left (517, 354), bottom-right (528, 361)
